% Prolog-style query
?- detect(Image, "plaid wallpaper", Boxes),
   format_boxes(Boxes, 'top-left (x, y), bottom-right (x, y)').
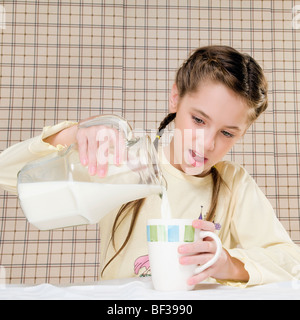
top-left (0, 0), bottom-right (299, 284)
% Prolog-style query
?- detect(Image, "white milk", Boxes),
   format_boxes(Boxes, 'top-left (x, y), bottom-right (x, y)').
top-left (18, 181), bottom-right (162, 230)
top-left (160, 187), bottom-right (172, 220)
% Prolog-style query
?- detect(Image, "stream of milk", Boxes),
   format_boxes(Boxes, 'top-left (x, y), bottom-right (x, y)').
top-left (160, 187), bottom-right (172, 220)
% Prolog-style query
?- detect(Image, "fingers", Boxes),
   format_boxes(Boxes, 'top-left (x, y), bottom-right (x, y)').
top-left (192, 219), bottom-right (215, 232)
top-left (178, 228), bottom-right (220, 286)
top-left (96, 127), bottom-right (126, 177)
top-left (179, 249), bottom-right (219, 286)
top-left (187, 268), bottom-right (213, 286)
top-left (96, 127), bottom-right (126, 167)
top-left (77, 131), bottom-right (88, 166)
top-left (178, 220), bottom-right (216, 255)
top-left (87, 133), bottom-right (99, 176)
top-left (96, 128), bottom-right (110, 177)
top-left (178, 239), bottom-right (216, 256)
top-left (179, 247), bottom-right (221, 286)
top-left (76, 126), bottom-right (126, 177)
top-left (77, 127), bottom-right (99, 176)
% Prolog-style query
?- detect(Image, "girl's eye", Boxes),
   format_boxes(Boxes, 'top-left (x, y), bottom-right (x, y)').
top-left (222, 130), bottom-right (234, 138)
top-left (192, 115), bottom-right (235, 138)
top-left (192, 116), bottom-right (204, 125)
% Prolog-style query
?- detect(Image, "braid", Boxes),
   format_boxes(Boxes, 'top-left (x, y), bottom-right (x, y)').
top-left (154, 112), bottom-right (176, 150)
top-left (206, 166), bottom-right (222, 222)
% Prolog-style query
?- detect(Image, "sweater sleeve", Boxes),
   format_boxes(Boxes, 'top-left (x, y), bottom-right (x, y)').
top-left (221, 167), bottom-right (300, 287)
top-left (0, 121), bottom-right (77, 195)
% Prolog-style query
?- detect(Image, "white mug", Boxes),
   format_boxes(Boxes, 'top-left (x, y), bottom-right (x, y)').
top-left (147, 219), bottom-right (222, 291)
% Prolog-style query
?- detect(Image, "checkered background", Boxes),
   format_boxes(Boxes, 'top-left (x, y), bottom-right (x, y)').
top-left (0, 0), bottom-right (299, 284)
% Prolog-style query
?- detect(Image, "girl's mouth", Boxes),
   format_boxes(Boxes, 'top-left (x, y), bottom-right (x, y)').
top-left (188, 149), bottom-right (208, 167)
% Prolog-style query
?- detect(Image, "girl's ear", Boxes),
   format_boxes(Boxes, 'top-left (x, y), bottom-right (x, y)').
top-left (169, 84), bottom-right (180, 113)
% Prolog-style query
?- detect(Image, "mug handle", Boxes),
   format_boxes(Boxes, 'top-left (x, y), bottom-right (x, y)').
top-left (194, 231), bottom-right (223, 274)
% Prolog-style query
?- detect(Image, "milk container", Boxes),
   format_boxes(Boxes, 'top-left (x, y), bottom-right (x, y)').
top-left (17, 115), bottom-right (163, 230)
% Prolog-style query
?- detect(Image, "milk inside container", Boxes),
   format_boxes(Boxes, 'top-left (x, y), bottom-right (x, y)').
top-left (17, 115), bottom-right (163, 230)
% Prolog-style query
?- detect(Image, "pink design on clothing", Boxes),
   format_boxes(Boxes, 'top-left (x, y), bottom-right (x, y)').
top-left (134, 255), bottom-right (151, 277)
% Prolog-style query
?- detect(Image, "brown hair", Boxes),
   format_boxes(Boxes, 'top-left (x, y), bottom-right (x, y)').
top-left (101, 45), bottom-right (268, 276)
top-left (175, 45), bottom-right (268, 122)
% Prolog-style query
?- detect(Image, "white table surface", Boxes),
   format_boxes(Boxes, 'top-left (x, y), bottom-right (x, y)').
top-left (1, 277), bottom-right (300, 300)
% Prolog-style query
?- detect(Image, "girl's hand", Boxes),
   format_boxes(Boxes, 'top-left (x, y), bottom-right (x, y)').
top-left (44, 116), bottom-right (126, 178)
top-left (178, 220), bottom-right (249, 286)
top-left (76, 123), bottom-right (126, 178)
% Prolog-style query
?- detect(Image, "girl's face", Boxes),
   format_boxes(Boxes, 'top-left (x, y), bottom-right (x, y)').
top-left (167, 81), bottom-right (250, 176)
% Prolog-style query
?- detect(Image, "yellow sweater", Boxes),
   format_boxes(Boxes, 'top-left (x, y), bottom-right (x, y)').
top-left (1, 121), bottom-right (300, 287)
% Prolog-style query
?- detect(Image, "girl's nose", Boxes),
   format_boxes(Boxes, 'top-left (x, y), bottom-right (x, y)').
top-left (204, 131), bottom-right (215, 151)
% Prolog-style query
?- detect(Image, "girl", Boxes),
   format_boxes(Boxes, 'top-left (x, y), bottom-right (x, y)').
top-left (1, 46), bottom-right (300, 287)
